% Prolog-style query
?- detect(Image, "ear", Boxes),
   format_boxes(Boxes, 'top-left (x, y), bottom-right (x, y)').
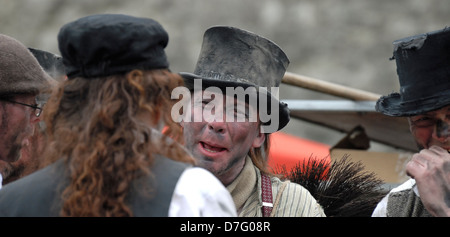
top-left (251, 131), bottom-right (266, 148)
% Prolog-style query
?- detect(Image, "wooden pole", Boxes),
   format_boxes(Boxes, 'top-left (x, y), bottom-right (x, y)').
top-left (282, 72), bottom-right (381, 101)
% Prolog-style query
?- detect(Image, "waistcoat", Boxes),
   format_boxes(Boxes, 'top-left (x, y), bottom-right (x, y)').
top-left (0, 155), bottom-right (188, 216)
top-left (386, 188), bottom-right (432, 217)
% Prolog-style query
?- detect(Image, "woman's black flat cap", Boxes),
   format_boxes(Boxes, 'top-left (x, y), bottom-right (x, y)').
top-left (58, 14), bottom-right (169, 79)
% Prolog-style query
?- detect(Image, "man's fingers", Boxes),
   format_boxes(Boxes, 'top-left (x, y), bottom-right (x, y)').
top-left (429, 145), bottom-right (450, 156)
top-left (406, 153), bottom-right (426, 178)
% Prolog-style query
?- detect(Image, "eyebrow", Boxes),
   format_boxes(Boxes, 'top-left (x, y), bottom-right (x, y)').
top-left (416, 108), bottom-right (450, 117)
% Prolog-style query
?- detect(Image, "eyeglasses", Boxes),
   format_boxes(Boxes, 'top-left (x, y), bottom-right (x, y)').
top-left (1, 99), bottom-right (44, 117)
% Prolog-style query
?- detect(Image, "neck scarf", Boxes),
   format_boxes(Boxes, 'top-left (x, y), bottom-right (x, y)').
top-left (226, 156), bottom-right (256, 213)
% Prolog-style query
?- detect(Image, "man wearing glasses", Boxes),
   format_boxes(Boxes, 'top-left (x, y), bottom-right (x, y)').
top-left (0, 34), bottom-right (51, 188)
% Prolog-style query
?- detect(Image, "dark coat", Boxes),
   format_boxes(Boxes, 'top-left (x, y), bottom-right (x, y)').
top-left (0, 155), bottom-right (188, 217)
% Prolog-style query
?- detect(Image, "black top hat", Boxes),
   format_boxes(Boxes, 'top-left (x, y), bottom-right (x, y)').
top-left (376, 27), bottom-right (450, 117)
top-left (180, 26), bottom-right (290, 132)
top-left (58, 14), bottom-right (169, 79)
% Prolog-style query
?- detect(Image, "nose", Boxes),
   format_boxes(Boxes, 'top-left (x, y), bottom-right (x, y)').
top-left (202, 101), bottom-right (228, 133)
top-left (207, 119), bottom-right (227, 134)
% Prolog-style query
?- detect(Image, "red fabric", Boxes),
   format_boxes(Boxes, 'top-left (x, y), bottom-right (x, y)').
top-left (268, 132), bottom-right (330, 172)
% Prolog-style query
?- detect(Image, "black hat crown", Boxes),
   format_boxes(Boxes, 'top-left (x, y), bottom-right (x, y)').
top-left (376, 27), bottom-right (450, 116)
top-left (58, 14), bottom-right (169, 79)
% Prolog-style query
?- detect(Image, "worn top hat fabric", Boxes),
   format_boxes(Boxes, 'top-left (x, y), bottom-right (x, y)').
top-left (58, 14), bottom-right (169, 79)
top-left (0, 34), bottom-right (51, 96)
top-left (181, 26), bottom-right (289, 89)
top-left (180, 26), bottom-right (290, 132)
top-left (376, 27), bottom-right (450, 117)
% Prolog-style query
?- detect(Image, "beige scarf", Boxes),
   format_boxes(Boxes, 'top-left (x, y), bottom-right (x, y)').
top-left (226, 156), bottom-right (256, 213)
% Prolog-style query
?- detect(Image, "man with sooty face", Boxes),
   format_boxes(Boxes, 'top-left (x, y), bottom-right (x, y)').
top-left (177, 26), bottom-right (325, 217)
top-left (373, 27), bottom-right (450, 217)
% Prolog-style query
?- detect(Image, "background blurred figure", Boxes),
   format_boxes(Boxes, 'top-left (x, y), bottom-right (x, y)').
top-left (13, 48), bottom-right (65, 184)
top-left (0, 34), bottom-right (51, 188)
top-left (0, 14), bottom-right (236, 217)
top-left (28, 48), bottom-right (66, 82)
top-left (373, 27), bottom-right (450, 217)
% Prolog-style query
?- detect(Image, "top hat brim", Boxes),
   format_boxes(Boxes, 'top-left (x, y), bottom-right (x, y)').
top-left (180, 72), bottom-right (290, 132)
top-left (376, 91), bottom-right (450, 117)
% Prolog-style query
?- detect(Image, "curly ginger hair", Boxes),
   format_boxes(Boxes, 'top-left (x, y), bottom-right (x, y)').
top-left (41, 69), bottom-right (194, 216)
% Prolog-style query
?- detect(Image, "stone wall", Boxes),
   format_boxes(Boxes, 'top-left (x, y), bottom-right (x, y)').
top-left (2, 0), bottom-right (449, 148)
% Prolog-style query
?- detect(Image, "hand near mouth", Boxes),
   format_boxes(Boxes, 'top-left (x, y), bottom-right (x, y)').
top-left (406, 146), bottom-right (450, 216)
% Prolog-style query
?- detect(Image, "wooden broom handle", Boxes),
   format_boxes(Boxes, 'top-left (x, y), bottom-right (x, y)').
top-left (282, 72), bottom-right (381, 101)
